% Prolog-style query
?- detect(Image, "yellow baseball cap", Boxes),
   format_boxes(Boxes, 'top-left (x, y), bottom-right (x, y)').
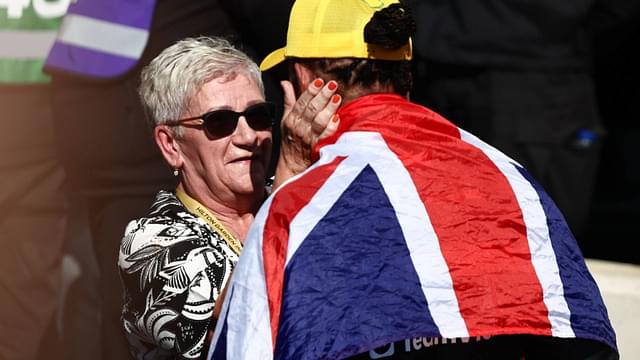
top-left (260, 0), bottom-right (412, 71)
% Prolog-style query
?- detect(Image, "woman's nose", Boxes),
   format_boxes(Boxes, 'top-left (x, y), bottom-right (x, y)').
top-left (231, 116), bottom-right (258, 145)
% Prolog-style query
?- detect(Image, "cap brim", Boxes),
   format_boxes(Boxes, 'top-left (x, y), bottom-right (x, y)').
top-left (259, 47), bottom-right (287, 71)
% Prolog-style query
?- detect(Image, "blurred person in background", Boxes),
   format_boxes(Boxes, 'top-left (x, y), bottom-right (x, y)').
top-left (0, 1), bottom-right (69, 359)
top-left (588, 9), bottom-right (640, 264)
top-left (404, 0), bottom-right (640, 244)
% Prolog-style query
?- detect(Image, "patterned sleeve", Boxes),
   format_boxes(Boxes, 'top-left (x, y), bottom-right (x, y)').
top-left (119, 216), bottom-right (235, 359)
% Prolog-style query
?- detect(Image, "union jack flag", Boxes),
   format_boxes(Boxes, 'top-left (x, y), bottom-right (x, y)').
top-left (208, 94), bottom-right (616, 360)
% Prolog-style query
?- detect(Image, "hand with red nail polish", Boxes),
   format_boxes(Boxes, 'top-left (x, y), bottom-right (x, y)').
top-left (274, 78), bottom-right (341, 189)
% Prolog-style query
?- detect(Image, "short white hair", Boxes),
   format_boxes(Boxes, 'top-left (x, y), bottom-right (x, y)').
top-left (139, 36), bottom-right (263, 136)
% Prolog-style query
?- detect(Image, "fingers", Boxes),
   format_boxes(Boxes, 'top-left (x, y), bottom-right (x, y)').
top-left (286, 78), bottom-right (324, 122)
top-left (306, 81), bottom-right (338, 135)
top-left (315, 95), bottom-right (342, 141)
top-left (281, 77), bottom-right (338, 139)
top-left (275, 78), bottom-right (341, 186)
top-left (280, 77), bottom-right (340, 145)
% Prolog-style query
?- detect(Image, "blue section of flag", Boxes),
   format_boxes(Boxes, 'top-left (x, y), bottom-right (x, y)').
top-left (275, 166), bottom-right (438, 360)
top-left (516, 165), bottom-right (617, 350)
top-left (211, 289), bottom-right (230, 359)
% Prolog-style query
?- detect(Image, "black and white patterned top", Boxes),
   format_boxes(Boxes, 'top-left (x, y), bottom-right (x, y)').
top-left (118, 190), bottom-right (239, 360)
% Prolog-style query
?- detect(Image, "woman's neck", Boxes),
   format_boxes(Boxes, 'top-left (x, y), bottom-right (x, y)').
top-left (177, 183), bottom-right (262, 243)
top-left (206, 205), bottom-right (256, 243)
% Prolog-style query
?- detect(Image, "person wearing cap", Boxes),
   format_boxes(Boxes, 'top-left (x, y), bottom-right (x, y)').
top-left (207, 1), bottom-right (618, 359)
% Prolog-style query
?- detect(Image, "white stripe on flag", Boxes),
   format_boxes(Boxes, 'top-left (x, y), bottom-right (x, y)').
top-left (210, 196), bottom-right (275, 360)
top-left (286, 155), bottom-right (363, 264)
top-left (57, 14), bottom-right (148, 59)
top-left (0, 30), bottom-right (57, 58)
top-left (291, 132), bottom-right (469, 337)
top-left (459, 129), bottom-right (575, 338)
top-left (364, 133), bottom-right (469, 338)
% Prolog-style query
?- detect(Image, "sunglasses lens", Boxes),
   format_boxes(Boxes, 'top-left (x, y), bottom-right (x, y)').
top-left (201, 110), bottom-right (238, 137)
top-left (199, 103), bottom-right (275, 138)
top-left (246, 103), bottom-right (275, 130)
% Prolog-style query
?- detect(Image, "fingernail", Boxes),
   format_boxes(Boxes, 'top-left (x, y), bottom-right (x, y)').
top-left (327, 81), bottom-right (337, 91)
top-left (313, 79), bottom-right (324, 88)
top-left (331, 94), bottom-right (341, 104)
top-left (331, 114), bottom-right (340, 123)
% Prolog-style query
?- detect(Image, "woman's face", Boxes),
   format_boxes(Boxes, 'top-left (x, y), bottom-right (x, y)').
top-left (178, 73), bottom-right (272, 201)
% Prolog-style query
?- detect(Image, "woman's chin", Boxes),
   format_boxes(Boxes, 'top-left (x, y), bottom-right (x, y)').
top-left (229, 176), bottom-right (267, 196)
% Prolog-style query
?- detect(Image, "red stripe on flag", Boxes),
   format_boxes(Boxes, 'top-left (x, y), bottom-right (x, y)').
top-left (382, 120), bottom-right (553, 336)
top-left (332, 96), bottom-right (552, 336)
top-left (262, 157), bottom-right (346, 350)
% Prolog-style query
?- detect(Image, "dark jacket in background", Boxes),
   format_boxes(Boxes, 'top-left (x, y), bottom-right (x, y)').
top-left (404, 0), bottom-right (638, 242)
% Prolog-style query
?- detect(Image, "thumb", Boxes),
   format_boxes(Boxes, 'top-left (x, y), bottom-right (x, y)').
top-left (280, 80), bottom-right (296, 115)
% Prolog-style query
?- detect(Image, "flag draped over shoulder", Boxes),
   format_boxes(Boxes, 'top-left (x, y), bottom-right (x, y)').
top-left (208, 94), bottom-right (616, 360)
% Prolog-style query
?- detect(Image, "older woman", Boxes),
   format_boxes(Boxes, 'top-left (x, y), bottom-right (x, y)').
top-left (117, 36), bottom-right (340, 359)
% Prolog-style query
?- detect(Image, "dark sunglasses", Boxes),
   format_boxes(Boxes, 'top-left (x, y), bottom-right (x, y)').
top-left (166, 102), bottom-right (276, 138)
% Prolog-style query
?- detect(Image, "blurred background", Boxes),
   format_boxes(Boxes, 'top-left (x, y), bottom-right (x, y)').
top-left (1, 0), bottom-right (638, 359)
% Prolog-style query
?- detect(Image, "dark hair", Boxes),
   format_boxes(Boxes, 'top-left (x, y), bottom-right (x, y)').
top-left (364, 3), bottom-right (415, 50)
top-left (293, 3), bottom-right (415, 96)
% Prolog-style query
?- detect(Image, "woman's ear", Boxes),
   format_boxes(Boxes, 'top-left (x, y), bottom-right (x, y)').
top-left (154, 125), bottom-right (183, 170)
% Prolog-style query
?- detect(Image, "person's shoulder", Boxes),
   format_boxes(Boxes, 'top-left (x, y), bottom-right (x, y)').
top-left (118, 191), bottom-right (202, 266)
top-left (123, 191), bottom-right (191, 235)
top-left (122, 212), bottom-right (190, 244)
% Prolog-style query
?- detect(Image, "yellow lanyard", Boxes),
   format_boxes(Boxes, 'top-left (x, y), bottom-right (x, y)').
top-left (175, 188), bottom-right (243, 256)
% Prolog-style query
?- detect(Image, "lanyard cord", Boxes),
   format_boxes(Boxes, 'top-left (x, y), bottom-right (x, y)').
top-left (175, 188), bottom-right (243, 256)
